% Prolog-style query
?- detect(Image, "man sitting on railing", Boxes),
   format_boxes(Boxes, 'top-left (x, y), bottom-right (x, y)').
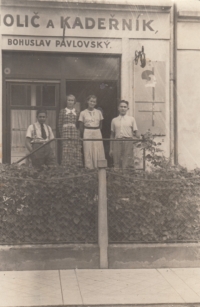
top-left (109, 100), bottom-right (140, 169)
top-left (25, 109), bottom-right (55, 168)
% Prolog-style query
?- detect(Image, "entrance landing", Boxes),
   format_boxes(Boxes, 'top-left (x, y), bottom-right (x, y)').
top-left (0, 268), bottom-right (200, 306)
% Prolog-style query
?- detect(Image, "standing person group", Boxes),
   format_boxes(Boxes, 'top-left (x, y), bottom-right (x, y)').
top-left (26, 96), bottom-right (139, 170)
top-left (59, 94), bottom-right (105, 169)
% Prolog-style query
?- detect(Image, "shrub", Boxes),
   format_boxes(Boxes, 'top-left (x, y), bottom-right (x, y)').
top-left (0, 164), bottom-right (98, 244)
top-left (107, 168), bottom-right (200, 243)
top-left (1, 132), bottom-right (200, 245)
top-left (107, 133), bottom-right (200, 243)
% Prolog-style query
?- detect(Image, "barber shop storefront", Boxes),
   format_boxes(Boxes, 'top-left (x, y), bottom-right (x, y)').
top-left (2, 0), bottom-right (200, 270)
top-left (0, 0), bottom-right (172, 164)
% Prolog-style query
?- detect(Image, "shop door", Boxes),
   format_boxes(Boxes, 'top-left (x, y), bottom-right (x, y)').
top-left (66, 80), bottom-right (118, 163)
top-left (5, 81), bottom-right (59, 164)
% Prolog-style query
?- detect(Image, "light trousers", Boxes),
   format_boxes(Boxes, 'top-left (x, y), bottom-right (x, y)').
top-left (113, 138), bottom-right (134, 169)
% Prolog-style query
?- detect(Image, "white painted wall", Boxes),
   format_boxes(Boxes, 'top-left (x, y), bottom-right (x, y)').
top-left (130, 39), bottom-right (170, 156)
top-left (177, 1), bottom-right (200, 169)
top-left (177, 51), bottom-right (200, 169)
top-left (0, 15), bottom-right (2, 163)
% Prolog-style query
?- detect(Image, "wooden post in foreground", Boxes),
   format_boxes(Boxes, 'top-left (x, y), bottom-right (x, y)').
top-left (98, 159), bottom-right (108, 269)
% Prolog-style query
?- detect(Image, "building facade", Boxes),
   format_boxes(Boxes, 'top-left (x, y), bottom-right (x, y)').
top-left (0, 0), bottom-right (199, 169)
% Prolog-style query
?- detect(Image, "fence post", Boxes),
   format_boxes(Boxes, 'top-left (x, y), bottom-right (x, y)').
top-left (98, 159), bottom-right (108, 269)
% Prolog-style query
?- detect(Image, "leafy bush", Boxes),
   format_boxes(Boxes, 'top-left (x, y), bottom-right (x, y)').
top-left (0, 164), bottom-right (98, 244)
top-left (107, 131), bottom-right (200, 243)
top-left (1, 132), bottom-right (200, 245)
top-left (107, 164), bottom-right (200, 243)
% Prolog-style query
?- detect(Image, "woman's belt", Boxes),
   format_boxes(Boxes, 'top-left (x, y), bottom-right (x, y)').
top-left (63, 123), bottom-right (76, 128)
top-left (84, 126), bottom-right (100, 130)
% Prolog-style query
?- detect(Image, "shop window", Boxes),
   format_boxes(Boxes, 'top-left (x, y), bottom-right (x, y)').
top-left (36, 85), bottom-right (42, 106)
top-left (7, 82), bottom-right (59, 163)
top-left (11, 109), bottom-right (31, 161)
top-left (36, 85), bottom-right (56, 106)
top-left (11, 109), bottom-right (56, 164)
top-left (42, 85), bottom-right (56, 106)
top-left (10, 84), bottom-right (31, 106)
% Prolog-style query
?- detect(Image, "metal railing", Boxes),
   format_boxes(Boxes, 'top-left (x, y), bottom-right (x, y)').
top-left (15, 138), bottom-right (146, 171)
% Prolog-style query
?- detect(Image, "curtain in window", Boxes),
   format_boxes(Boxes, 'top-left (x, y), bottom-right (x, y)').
top-left (46, 110), bottom-right (56, 153)
top-left (11, 110), bottom-right (31, 163)
top-left (11, 110), bottom-right (57, 163)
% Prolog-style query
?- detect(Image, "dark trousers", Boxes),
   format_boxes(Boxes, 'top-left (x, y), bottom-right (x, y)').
top-left (31, 143), bottom-right (55, 168)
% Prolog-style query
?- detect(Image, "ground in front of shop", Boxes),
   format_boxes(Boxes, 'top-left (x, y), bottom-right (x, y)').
top-left (1, 268), bottom-right (200, 306)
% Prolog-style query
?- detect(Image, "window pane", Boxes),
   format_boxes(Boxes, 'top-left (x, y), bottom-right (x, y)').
top-left (36, 85), bottom-right (42, 106)
top-left (11, 84), bottom-right (31, 106)
top-left (46, 110), bottom-right (56, 152)
top-left (65, 56), bottom-right (120, 80)
top-left (11, 110), bottom-right (31, 163)
top-left (42, 85), bottom-right (55, 106)
top-left (27, 85), bottom-right (31, 105)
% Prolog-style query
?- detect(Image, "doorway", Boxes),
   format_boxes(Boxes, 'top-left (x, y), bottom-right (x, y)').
top-left (66, 80), bottom-right (118, 164)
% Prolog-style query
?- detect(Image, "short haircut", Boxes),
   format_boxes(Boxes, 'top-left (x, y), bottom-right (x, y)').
top-left (86, 95), bottom-right (97, 103)
top-left (37, 109), bottom-right (47, 116)
top-left (118, 100), bottom-right (129, 106)
top-left (66, 94), bottom-right (76, 103)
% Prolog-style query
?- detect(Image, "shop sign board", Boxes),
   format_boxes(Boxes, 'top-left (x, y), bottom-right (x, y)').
top-left (2, 36), bottom-right (122, 53)
top-left (0, 7), bottom-right (170, 39)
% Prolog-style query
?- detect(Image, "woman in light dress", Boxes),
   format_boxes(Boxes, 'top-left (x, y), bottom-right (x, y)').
top-left (79, 95), bottom-right (105, 169)
top-left (58, 94), bottom-right (82, 167)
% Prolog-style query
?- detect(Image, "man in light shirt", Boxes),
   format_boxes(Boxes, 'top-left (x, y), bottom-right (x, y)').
top-left (26, 109), bottom-right (55, 168)
top-left (109, 100), bottom-right (140, 169)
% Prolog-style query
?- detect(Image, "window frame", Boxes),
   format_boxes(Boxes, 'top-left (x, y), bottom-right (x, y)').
top-left (4, 80), bottom-right (60, 164)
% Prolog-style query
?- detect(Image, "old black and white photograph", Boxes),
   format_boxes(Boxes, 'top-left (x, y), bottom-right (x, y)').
top-left (1, 0), bottom-right (200, 306)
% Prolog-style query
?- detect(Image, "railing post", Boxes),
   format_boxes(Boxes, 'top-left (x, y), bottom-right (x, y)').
top-left (55, 139), bottom-right (58, 164)
top-left (98, 159), bottom-right (108, 269)
top-left (143, 148), bottom-right (146, 172)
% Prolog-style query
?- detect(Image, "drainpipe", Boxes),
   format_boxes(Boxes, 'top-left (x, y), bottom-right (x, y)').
top-left (0, 15), bottom-right (2, 163)
top-left (172, 2), bottom-right (178, 164)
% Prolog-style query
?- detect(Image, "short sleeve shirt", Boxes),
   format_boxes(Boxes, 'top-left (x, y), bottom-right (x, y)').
top-left (26, 121), bottom-right (54, 140)
top-left (111, 115), bottom-right (138, 139)
top-left (79, 109), bottom-right (103, 127)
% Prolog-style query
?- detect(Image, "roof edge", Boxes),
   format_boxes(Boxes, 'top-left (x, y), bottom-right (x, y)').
top-left (1, 0), bottom-right (172, 11)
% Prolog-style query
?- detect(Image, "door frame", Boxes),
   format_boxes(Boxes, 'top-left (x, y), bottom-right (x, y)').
top-left (65, 78), bottom-right (120, 166)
